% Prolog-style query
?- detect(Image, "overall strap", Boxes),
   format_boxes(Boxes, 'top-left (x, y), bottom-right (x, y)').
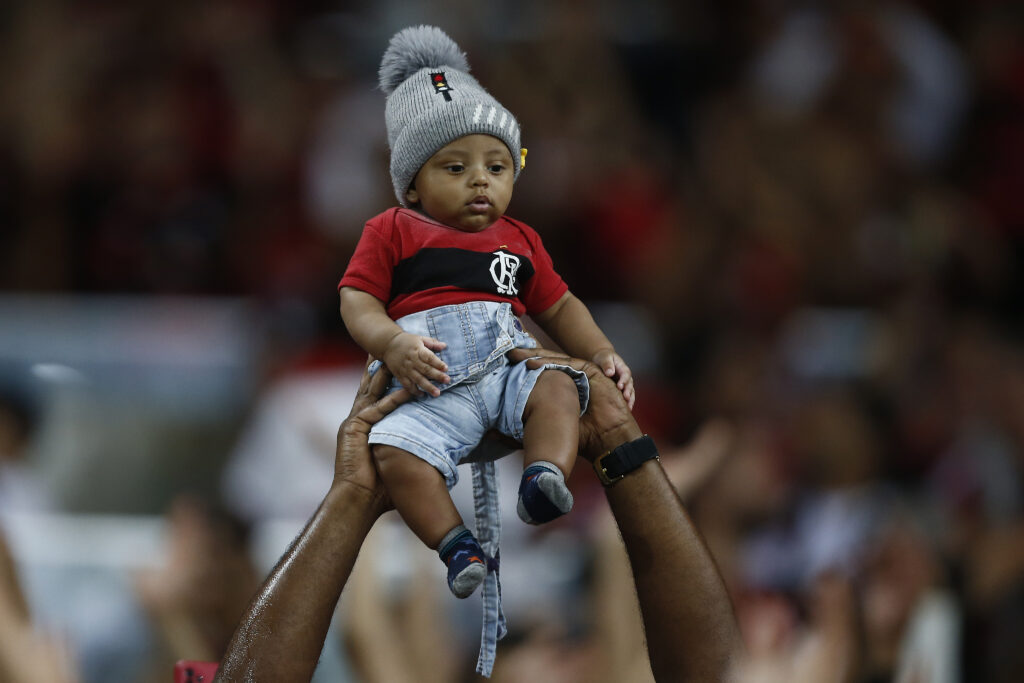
top-left (470, 460), bottom-right (506, 677)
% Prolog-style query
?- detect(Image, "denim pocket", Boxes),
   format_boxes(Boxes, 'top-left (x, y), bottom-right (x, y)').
top-left (394, 302), bottom-right (526, 387)
top-left (424, 303), bottom-right (497, 383)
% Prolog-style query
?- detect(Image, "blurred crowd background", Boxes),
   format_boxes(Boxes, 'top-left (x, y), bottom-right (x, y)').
top-left (1, 0), bottom-right (1023, 681)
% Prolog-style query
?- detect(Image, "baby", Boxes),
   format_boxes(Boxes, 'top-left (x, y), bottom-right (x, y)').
top-left (339, 26), bottom-right (633, 604)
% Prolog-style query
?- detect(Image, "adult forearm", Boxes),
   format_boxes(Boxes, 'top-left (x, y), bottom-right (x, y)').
top-left (604, 459), bottom-right (744, 682)
top-left (510, 349), bottom-right (744, 678)
top-left (215, 483), bottom-right (380, 683)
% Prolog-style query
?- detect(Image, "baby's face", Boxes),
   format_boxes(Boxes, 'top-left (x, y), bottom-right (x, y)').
top-left (405, 134), bottom-right (514, 232)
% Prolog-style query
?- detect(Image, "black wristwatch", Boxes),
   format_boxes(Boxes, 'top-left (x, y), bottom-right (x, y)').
top-left (593, 435), bottom-right (659, 486)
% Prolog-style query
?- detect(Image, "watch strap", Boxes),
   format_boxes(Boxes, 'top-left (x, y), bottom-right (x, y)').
top-left (593, 435), bottom-right (658, 486)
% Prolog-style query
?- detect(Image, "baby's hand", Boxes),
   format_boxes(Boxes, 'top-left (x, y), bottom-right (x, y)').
top-left (382, 332), bottom-right (450, 397)
top-left (592, 348), bottom-right (634, 410)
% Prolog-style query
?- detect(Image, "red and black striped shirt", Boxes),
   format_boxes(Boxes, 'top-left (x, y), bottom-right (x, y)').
top-left (339, 208), bottom-right (567, 320)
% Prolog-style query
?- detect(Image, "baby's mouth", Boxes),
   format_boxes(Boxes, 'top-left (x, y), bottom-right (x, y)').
top-left (468, 196), bottom-right (492, 212)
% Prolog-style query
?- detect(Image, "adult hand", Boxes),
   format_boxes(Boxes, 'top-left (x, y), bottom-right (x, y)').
top-left (508, 347), bottom-right (745, 681)
top-left (215, 359), bottom-right (414, 683)
top-left (333, 358), bottom-right (412, 514)
top-left (505, 348), bottom-right (642, 460)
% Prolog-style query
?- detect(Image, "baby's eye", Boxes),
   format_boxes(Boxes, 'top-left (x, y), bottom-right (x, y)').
top-left (445, 164), bottom-right (465, 173)
top-left (488, 164), bottom-right (506, 173)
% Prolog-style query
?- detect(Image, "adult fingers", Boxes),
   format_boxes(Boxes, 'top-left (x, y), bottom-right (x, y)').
top-left (506, 346), bottom-right (568, 365)
top-left (503, 349), bottom-right (639, 458)
top-left (342, 381), bottom-right (406, 439)
top-left (366, 361), bottom-right (393, 397)
top-left (349, 356), bottom-right (391, 418)
top-left (355, 386), bottom-right (412, 426)
top-left (524, 354), bottom-right (593, 377)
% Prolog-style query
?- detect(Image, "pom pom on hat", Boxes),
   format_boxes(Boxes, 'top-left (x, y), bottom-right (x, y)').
top-left (379, 25), bottom-right (470, 95)
top-left (379, 25), bottom-right (522, 206)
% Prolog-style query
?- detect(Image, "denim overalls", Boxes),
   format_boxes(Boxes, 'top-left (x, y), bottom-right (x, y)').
top-left (367, 301), bottom-right (589, 676)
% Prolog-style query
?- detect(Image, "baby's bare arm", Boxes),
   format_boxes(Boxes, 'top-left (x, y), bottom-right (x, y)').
top-left (532, 292), bottom-right (609, 359)
top-left (339, 287), bottom-right (406, 358)
top-left (339, 288), bottom-right (450, 397)
top-left (533, 292), bottom-right (635, 407)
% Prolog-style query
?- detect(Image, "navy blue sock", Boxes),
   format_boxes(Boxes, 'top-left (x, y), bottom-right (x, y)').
top-left (517, 461), bottom-right (573, 525)
top-left (438, 525), bottom-right (486, 599)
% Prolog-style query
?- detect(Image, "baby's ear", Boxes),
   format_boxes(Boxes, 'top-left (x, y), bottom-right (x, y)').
top-left (405, 186), bottom-right (419, 205)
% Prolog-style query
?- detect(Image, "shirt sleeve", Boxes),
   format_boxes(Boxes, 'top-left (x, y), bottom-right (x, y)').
top-left (338, 215), bottom-right (396, 303)
top-left (519, 226), bottom-right (568, 315)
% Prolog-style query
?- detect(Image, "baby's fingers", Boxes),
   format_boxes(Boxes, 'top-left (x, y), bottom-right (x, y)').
top-left (416, 347), bottom-right (450, 384)
top-left (613, 357), bottom-right (632, 386)
top-left (612, 358), bottom-right (635, 410)
top-left (407, 368), bottom-right (442, 397)
top-left (624, 379), bottom-right (636, 410)
top-left (419, 360), bottom-right (451, 385)
top-left (420, 336), bottom-right (448, 352)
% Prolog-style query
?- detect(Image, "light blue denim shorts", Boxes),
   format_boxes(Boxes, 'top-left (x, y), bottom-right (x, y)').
top-left (367, 301), bottom-right (589, 488)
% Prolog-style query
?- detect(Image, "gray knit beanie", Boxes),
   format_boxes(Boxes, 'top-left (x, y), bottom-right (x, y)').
top-left (379, 25), bottom-right (522, 206)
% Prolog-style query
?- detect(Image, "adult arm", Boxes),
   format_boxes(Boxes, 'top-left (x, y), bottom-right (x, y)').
top-left (601, 448), bottom-right (743, 681)
top-left (214, 364), bottom-right (410, 683)
top-left (509, 349), bottom-right (745, 681)
top-left (343, 529), bottom-right (456, 683)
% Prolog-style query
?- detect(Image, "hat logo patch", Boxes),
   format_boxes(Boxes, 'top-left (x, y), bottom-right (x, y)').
top-left (430, 72), bottom-right (453, 101)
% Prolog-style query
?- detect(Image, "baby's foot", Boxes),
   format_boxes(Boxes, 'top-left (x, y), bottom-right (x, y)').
top-left (438, 526), bottom-right (486, 598)
top-left (517, 462), bottom-right (573, 525)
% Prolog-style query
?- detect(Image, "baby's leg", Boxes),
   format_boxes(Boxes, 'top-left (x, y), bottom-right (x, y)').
top-left (517, 369), bottom-right (581, 524)
top-left (373, 444), bottom-right (459, 548)
top-left (373, 444), bottom-right (486, 598)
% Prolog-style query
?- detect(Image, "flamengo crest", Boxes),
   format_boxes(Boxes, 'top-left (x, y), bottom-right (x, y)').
top-left (489, 251), bottom-right (520, 295)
